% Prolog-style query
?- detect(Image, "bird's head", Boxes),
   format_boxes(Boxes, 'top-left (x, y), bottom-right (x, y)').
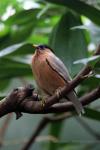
top-left (33, 44), bottom-right (53, 55)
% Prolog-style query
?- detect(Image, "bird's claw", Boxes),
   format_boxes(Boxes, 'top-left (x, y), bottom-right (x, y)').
top-left (40, 99), bottom-right (46, 108)
top-left (55, 87), bottom-right (62, 99)
top-left (82, 71), bottom-right (94, 79)
top-left (15, 111), bottom-right (23, 120)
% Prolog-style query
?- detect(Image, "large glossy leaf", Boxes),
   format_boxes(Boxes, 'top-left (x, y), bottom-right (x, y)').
top-left (0, 43), bottom-right (23, 55)
top-left (48, 12), bottom-right (88, 144)
top-left (48, 120), bottom-right (63, 150)
top-left (0, 23), bottom-right (34, 50)
top-left (28, 34), bottom-right (48, 45)
top-left (94, 61), bottom-right (100, 74)
top-left (81, 76), bottom-right (100, 90)
top-left (4, 9), bottom-right (39, 25)
top-left (0, 43), bottom-right (34, 57)
top-left (0, 9), bottom-right (39, 50)
top-left (0, 79), bottom-right (10, 91)
top-left (0, 57), bottom-right (32, 79)
top-left (84, 108), bottom-right (100, 121)
top-left (0, 0), bottom-right (21, 16)
top-left (49, 11), bottom-right (88, 76)
top-left (74, 55), bottom-right (100, 66)
top-left (46, 0), bottom-right (100, 26)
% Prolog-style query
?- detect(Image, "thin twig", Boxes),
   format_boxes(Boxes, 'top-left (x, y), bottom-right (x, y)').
top-left (21, 112), bottom-right (72, 150)
top-left (75, 117), bottom-right (100, 140)
top-left (46, 86), bottom-right (100, 113)
top-left (0, 113), bottom-right (12, 146)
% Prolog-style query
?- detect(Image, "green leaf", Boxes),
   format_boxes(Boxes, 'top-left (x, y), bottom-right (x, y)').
top-left (49, 11), bottom-right (88, 76)
top-left (84, 108), bottom-right (100, 121)
top-left (0, 96), bottom-right (4, 100)
top-left (74, 55), bottom-right (100, 67)
top-left (46, 0), bottom-right (100, 26)
top-left (0, 79), bottom-right (10, 91)
top-left (0, 43), bottom-right (34, 57)
top-left (0, 23), bottom-right (10, 37)
top-left (5, 9), bottom-right (39, 25)
top-left (70, 25), bottom-right (88, 30)
top-left (0, 9), bottom-right (39, 50)
top-left (28, 34), bottom-right (48, 45)
top-left (48, 118), bottom-right (64, 150)
top-left (0, 57), bottom-right (32, 79)
top-left (81, 76), bottom-right (100, 90)
top-left (0, 0), bottom-right (21, 16)
top-left (94, 60), bottom-right (100, 74)
top-left (88, 23), bottom-right (100, 45)
top-left (0, 43), bottom-right (23, 56)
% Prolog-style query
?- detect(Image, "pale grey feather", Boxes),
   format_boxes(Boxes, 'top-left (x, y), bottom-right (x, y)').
top-left (67, 92), bottom-right (84, 115)
top-left (47, 52), bottom-right (72, 82)
top-left (46, 52), bottom-right (84, 115)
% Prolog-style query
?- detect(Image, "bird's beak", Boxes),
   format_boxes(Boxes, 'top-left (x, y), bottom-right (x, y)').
top-left (33, 44), bottom-right (40, 55)
top-left (33, 44), bottom-right (38, 49)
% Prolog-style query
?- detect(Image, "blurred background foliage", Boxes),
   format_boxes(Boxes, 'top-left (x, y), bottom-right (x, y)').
top-left (0, 0), bottom-right (100, 150)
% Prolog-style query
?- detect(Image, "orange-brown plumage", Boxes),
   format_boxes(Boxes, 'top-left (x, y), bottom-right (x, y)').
top-left (31, 45), bottom-right (84, 115)
top-left (32, 48), bottom-right (65, 95)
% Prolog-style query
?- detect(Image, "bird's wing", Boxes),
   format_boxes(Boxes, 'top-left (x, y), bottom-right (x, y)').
top-left (46, 53), bottom-right (84, 115)
top-left (46, 53), bottom-right (71, 82)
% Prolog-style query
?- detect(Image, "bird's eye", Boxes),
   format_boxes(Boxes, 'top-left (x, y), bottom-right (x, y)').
top-left (39, 45), bottom-right (44, 49)
top-left (38, 45), bottom-right (45, 50)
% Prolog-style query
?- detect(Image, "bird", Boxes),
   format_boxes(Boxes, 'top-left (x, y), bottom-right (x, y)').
top-left (31, 44), bottom-right (84, 115)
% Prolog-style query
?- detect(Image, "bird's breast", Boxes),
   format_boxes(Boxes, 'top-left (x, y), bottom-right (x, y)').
top-left (32, 54), bottom-right (66, 95)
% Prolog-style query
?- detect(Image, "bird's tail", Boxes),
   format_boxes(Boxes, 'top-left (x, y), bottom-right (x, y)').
top-left (66, 91), bottom-right (84, 115)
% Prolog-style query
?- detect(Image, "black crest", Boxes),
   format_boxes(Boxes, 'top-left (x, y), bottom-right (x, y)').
top-left (38, 44), bottom-right (54, 52)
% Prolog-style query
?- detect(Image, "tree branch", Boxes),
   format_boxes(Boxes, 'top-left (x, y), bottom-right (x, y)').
top-left (20, 85), bottom-right (100, 150)
top-left (0, 45), bottom-right (99, 150)
top-left (0, 44), bottom-right (100, 118)
top-left (0, 85), bottom-right (100, 118)
top-left (46, 86), bottom-right (100, 113)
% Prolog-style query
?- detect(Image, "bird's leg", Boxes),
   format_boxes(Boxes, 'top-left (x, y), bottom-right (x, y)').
top-left (40, 99), bottom-right (46, 108)
top-left (55, 87), bottom-right (62, 99)
top-left (39, 95), bottom-right (49, 108)
top-left (15, 111), bottom-right (23, 120)
top-left (81, 71), bottom-right (94, 79)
